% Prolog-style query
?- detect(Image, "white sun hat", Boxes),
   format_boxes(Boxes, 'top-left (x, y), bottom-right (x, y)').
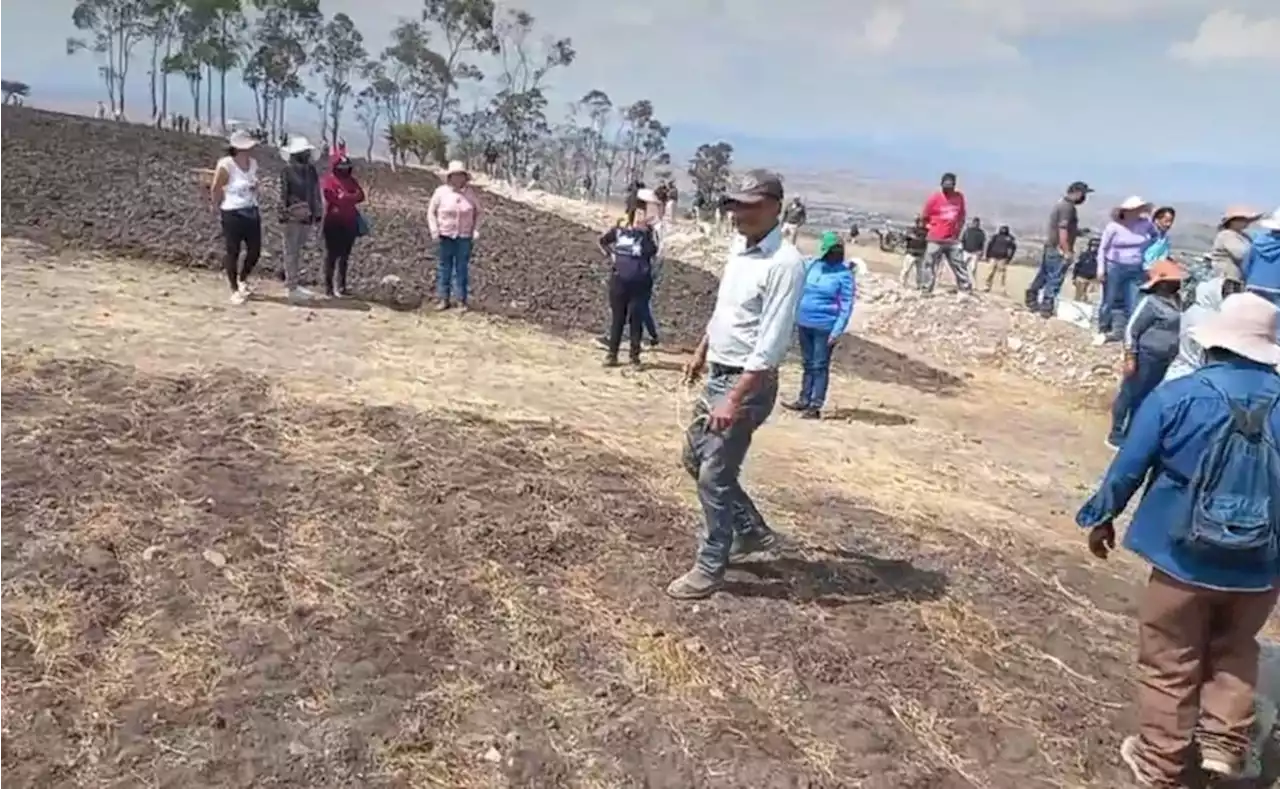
top-left (445, 160), bottom-right (470, 177)
top-left (227, 129), bottom-right (257, 150)
top-left (636, 187), bottom-right (661, 205)
top-left (281, 135), bottom-right (315, 158)
top-left (1111, 195), bottom-right (1154, 220)
top-left (1257, 207), bottom-right (1280, 232)
top-left (1190, 292), bottom-right (1280, 367)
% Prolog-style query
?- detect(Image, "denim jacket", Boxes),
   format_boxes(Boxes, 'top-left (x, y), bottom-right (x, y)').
top-left (1077, 358), bottom-right (1280, 591)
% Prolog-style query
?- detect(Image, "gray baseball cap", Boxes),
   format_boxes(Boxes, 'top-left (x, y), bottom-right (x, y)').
top-left (722, 169), bottom-right (784, 205)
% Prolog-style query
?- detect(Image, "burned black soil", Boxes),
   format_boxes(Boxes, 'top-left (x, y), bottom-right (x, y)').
top-left (0, 352), bottom-right (1154, 788)
top-left (0, 107), bottom-right (962, 396)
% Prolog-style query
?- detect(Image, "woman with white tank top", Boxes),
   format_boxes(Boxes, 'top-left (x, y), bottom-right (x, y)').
top-left (210, 130), bottom-right (263, 304)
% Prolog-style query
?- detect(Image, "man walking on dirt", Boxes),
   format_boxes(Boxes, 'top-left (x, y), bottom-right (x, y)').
top-left (1026, 181), bottom-right (1092, 316)
top-left (669, 170), bottom-right (806, 600)
top-left (960, 217), bottom-right (987, 279)
top-left (918, 172), bottom-right (973, 294)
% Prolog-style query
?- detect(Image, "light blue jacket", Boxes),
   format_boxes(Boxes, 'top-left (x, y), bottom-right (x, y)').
top-left (795, 259), bottom-right (855, 336)
top-left (1243, 230), bottom-right (1280, 294)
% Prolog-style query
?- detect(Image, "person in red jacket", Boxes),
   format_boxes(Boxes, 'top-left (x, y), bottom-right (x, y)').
top-left (918, 172), bottom-right (973, 294)
top-left (320, 149), bottom-right (366, 297)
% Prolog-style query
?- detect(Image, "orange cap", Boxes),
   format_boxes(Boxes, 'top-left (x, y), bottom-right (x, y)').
top-left (1141, 260), bottom-right (1186, 290)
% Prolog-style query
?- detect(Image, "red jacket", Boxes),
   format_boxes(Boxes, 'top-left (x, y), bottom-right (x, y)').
top-left (320, 170), bottom-right (366, 225)
top-left (321, 150), bottom-right (365, 226)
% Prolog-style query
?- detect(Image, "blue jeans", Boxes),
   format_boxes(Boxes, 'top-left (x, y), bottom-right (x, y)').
top-left (1103, 263), bottom-right (1144, 339)
top-left (682, 367), bottom-right (777, 577)
top-left (436, 236), bottom-right (473, 303)
top-left (797, 325), bottom-right (833, 408)
top-left (1025, 248), bottom-right (1068, 313)
top-left (1109, 352), bottom-right (1172, 444)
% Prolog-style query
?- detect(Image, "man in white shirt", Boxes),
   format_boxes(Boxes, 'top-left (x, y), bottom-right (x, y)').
top-left (668, 170), bottom-right (807, 600)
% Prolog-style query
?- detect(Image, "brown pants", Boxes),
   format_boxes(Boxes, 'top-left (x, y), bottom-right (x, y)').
top-left (1131, 568), bottom-right (1278, 785)
top-left (984, 258), bottom-right (1008, 292)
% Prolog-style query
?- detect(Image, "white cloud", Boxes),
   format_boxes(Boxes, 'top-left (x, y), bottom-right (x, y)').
top-left (860, 7), bottom-right (905, 53)
top-left (1170, 10), bottom-right (1280, 64)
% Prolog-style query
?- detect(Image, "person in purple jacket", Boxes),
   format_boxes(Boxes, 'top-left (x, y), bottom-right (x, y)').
top-left (1097, 196), bottom-right (1157, 342)
top-left (783, 231), bottom-right (856, 419)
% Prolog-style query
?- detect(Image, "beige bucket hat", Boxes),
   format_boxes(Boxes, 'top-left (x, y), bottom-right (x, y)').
top-left (1219, 205), bottom-right (1263, 230)
top-left (1190, 292), bottom-right (1280, 367)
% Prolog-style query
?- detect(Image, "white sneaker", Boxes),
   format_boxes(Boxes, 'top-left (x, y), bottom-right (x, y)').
top-left (237, 280), bottom-right (253, 297)
top-left (229, 289), bottom-right (248, 305)
top-left (1091, 333), bottom-right (1107, 346)
top-left (1200, 752), bottom-right (1238, 778)
top-left (288, 286), bottom-right (315, 303)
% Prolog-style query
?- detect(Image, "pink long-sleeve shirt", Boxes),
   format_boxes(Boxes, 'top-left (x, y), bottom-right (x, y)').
top-left (427, 184), bottom-right (481, 238)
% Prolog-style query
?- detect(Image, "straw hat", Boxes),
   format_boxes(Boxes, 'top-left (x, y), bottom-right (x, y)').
top-left (1140, 259), bottom-right (1186, 291)
top-left (1189, 292), bottom-right (1280, 367)
top-left (1110, 195), bottom-right (1153, 220)
top-left (227, 129), bottom-right (257, 150)
top-left (1258, 207), bottom-right (1280, 232)
top-left (445, 160), bottom-right (469, 177)
top-left (1219, 205), bottom-right (1263, 230)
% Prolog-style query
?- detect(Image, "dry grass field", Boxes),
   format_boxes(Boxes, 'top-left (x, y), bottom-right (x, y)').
top-left (0, 236), bottom-right (1189, 788)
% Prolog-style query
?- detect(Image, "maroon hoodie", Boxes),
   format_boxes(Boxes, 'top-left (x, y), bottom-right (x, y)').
top-left (321, 149), bottom-right (365, 227)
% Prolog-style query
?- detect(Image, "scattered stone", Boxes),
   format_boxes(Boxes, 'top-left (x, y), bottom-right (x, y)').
top-left (202, 548), bottom-right (227, 568)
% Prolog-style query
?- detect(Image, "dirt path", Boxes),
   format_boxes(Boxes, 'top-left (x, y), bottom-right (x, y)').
top-left (2, 240), bottom-right (1148, 788)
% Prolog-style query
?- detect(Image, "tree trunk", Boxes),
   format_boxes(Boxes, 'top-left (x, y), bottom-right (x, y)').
top-left (160, 38), bottom-right (171, 119)
top-left (219, 68), bottom-right (228, 131)
top-left (190, 77), bottom-right (200, 121)
top-left (205, 64), bottom-right (213, 127)
top-left (149, 44), bottom-right (159, 121)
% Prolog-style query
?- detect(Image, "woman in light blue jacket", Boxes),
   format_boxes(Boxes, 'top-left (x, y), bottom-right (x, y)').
top-left (783, 231), bottom-right (855, 419)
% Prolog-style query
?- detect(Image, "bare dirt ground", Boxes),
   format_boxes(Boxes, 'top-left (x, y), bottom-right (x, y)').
top-left (3, 238), bottom-right (1161, 788)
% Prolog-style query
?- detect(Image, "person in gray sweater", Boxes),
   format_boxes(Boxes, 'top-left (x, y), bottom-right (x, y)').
top-left (1107, 260), bottom-right (1186, 448)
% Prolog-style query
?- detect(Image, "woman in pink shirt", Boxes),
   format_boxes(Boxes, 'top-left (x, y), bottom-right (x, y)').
top-left (427, 160), bottom-right (482, 311)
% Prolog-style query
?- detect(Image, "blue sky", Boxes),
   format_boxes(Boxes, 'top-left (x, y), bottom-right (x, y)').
top-left (3, 0), bottom-right (1278, 204)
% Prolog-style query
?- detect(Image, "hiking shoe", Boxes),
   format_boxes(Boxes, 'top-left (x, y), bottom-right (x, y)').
top-left (595, 335), bottom-right (611, 350)
top-left (229, 289), bottom-right (248, 306)
top-left (332, 286), bottom-right (348, 299)
top-left (665, 568), bottom-right (723, 600)
top-left (1199, 751), bottom-right (1238, 778)
top-left (781, 400), bottom-right (809, 412)
top-left (456, 303), bottom-right (469, 314)
top-left (287, 286), bottom-right (314, 303)
top-left (435, 299), bottom-right (451, 311)
top-left (730, 530), bottom-right (781, 561)
top-left (602, 355), bottom-right (619, 368)
top-left (237, 279), bottom-right (253, 297)
top-left (628, 356), bottom-right (642, 369)
top-left (647, 336), bottom-right (660, 348)
top-left (1119, 736), bottom-right (1156, 787)
top-left (800, 408), bottom-right (821, 420)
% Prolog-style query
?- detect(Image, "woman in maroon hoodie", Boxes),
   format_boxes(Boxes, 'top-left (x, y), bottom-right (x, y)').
top-left (320, 147), bottom-right (366, 297)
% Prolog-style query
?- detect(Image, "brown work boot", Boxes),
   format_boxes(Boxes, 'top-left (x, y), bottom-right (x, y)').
top-left (665, 568), bottom-right (723, 600)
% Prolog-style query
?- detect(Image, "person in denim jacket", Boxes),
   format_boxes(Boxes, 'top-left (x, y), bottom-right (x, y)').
top-left (1078, 292), bottom-right (1280, 788)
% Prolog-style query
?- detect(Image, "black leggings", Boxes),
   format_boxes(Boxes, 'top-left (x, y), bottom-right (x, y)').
top-left (221, 209), bottom-right (262, 290)
top-left (607, 274), bottom-right (653, 359)
top-left (322, 219), bottom-right (358, 294)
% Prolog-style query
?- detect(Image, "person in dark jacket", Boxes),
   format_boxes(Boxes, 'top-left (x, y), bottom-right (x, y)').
top-left (983, 225), bottom-right (1017, 292)
top-left (960, 218), bottom-right (987, 279)
top-left (1107, 260), bottom-right (1185, 449)
top-left (1073, 236), bottom-right (1101, 303)
top-left (900, 216), bottom-right (928, 286)
top-left (279, 136), bottom-right (323, 301)
top-left (597, 207), bottom-right (659, 367)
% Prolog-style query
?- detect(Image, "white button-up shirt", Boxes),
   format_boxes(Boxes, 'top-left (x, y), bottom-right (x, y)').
top-left (705, 225), bottom-right (806, 371)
